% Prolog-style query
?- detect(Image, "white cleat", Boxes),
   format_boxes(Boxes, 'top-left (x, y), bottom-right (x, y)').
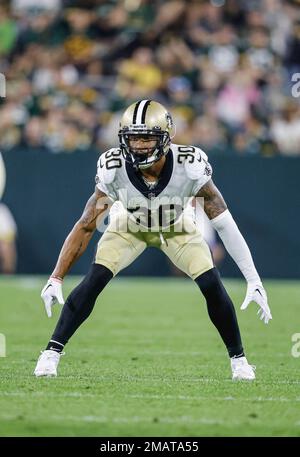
top-left (231, 356), bottom-right (256, 381)
top-left (34, 350), bottom-right (63, 377)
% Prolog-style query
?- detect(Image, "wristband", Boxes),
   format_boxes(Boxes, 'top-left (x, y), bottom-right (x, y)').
top-left (50, 275), bottom-right (63, 282)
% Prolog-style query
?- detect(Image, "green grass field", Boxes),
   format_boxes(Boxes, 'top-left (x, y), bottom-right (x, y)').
top-left (0, 276), bottom-right (299, 437)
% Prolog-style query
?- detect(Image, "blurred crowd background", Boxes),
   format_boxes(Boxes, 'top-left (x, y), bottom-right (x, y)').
top-left (1, 0), bottom-right (300, 156)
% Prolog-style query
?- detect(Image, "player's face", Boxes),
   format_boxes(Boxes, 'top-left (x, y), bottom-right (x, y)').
top-left (128, 135), bottom-right (159, 157)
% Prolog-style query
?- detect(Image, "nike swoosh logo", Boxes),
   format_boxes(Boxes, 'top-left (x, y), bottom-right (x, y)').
top-left (255, 289), bottom-right (262, 297)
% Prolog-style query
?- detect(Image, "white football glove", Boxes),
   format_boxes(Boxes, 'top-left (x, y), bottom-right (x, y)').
top-left (41, 277), bottom-right (65, 318)
top-left (240, 282), bottom-right (272, 324)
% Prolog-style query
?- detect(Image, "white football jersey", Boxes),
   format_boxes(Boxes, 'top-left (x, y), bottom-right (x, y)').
top-left (95, 144), bottom-right (212, 231)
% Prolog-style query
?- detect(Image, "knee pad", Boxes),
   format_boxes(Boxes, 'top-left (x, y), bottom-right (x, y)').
top-left (194, 267), bottom-right (224, 298)
top-left (83, 263), bottom-right (114, 290)
top-left (67, 263), bottom-right (113, 312)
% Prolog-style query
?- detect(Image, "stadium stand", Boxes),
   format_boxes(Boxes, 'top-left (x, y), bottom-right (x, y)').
top-left (0, 0), bottom-right (300, 156)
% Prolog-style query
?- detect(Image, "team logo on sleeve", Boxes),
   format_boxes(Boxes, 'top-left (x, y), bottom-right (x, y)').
top-left (204, 164), bottom-right (212, 176)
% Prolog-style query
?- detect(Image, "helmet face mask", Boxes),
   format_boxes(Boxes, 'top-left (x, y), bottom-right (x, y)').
top-left (118, 100), bottom-right (174, 170)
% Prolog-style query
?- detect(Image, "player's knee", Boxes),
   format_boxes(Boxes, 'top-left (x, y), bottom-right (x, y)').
top-left (83, 263), bottom-right (113, 290)
top-left (194, 267), bottom-right (225, 299)
top-left (67, 263), bottom-right (113, 312)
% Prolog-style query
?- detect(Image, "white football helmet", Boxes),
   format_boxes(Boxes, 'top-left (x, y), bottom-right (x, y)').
top-left (118, 99), bottom-right (174, 170)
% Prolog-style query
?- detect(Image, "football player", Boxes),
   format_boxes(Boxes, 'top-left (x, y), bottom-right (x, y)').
top-left (34, 100), bottom-right (272, 380)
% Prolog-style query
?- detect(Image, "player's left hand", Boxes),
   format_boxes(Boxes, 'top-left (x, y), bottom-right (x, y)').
top-left (240, 282), bottom-right (272, 324)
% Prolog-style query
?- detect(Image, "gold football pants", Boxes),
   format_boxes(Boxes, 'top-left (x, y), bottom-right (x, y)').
top-left (95, 213), bottom-right (213, 280)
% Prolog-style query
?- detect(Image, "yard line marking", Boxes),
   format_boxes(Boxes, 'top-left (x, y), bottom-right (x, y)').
top-left (1, 370), bottom-right (300, 385)
top-left (2, 364), bottom-right (300, 385)
top-left (2, 392), bottom-right (300, 403)
top-left (0, 413), bottom-right (235, 426)
top-left (1, 392), bottom-right (97, 398)
top-left (126, 394), bottom-right (300, 402)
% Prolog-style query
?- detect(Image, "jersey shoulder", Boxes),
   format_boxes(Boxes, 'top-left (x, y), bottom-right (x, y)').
top-left (96, 147), bottom-right (124, 186)
top-left (171, 143), bottom-right (212, 180)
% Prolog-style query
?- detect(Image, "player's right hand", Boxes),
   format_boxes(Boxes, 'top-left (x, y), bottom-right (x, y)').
top-left (41, 277), bottom-right (65, 318)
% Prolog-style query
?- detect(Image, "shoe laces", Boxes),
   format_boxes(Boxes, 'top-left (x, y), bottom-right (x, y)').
top-left (231, 357), bottom-right (256, 371)
top-left (235, 363), bottom-right (256, 373)
top-left (39, 350), bottom-right (65, 359)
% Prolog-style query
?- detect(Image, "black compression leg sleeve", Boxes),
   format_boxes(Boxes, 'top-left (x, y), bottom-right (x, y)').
top-left (47, 264), bottom-right (113, 348)
top-left (194, 267), bottom-right (244, 358)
